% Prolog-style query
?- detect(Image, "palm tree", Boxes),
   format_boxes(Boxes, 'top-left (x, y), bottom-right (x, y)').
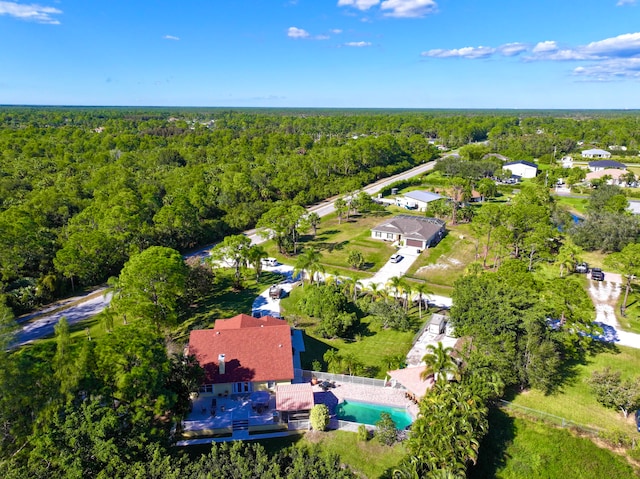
top-left (366, 281), bottom-right (382, 303)
top-left (294, 248), bottom-right (323, 286)
top-left (420, 342), bottom-right (459, 383)
top-left (247, 245), bottom-right (268, 280)
top-left (342, 277), bottom-right (362, 302)
top-left (323, 349), bottom-right (342, 373)
top-left (307, 212), bottom-right (320, 237)
top-left (403, 281), bottom-right (413, 312)
top-left (386, 276), bottom-right (405, 305)
top-left (413, 282), bottom-right (433, 319)
top-left (555, 239), bottom-right (582, 277)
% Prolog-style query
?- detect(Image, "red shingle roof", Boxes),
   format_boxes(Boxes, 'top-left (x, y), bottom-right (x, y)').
top-left (188, 314), bottom-right (294, 384)
top-left (276, 383), bottom-right (314, 411)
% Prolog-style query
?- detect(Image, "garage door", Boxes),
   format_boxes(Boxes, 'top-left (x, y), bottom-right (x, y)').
top-left (406, 239), bottom-right (423, 248)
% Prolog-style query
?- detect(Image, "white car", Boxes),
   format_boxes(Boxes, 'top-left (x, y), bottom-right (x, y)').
top-left (390, 254), bottom-right (403, 263)
top-left (261, 257), bottom-right (279, 267)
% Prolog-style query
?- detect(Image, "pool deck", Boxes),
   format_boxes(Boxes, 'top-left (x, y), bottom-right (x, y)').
top-left (312, 381), bottom-right (419, 419)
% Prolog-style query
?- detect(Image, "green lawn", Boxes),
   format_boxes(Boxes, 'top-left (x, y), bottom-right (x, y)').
top-left (261, 211), bottom-right (396, 277)
top-left (257, 430), bottom-right (406, 479)
top-left (509, 346), bottom-right (640, 437)
top-left (617, 288), bottom-right (640, 334)
top-left (554, 195), bottom-right (589, 215)
top-left (471, 409), bottom-right (637, 479)
top-left (281, 286), bottom-right (426, 378)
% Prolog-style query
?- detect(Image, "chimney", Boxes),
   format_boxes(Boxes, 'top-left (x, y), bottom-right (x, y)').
top-left (218, 354), bottom-right (226, 375)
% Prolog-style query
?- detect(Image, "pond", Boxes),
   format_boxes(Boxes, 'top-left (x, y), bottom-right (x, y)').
top-left (335, 400), bottom-right (413, 429)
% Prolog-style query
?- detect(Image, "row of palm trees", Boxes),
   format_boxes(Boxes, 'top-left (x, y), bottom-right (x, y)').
top-left (294, 248), bottom-right (436, 317)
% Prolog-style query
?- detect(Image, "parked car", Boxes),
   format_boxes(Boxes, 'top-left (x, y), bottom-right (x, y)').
top-left (390, 254), bottom-right (404, 263)
top-left (591, 268), bottom-right (605, 281)
top-left (269, 284), bottom-right (283, 299)
top-left (575, 262), bottom-right (589, 274)
top-left (261, 257), bottom-right (278, 267)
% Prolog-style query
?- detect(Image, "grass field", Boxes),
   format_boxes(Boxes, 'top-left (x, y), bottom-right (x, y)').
top-left (405, 223), bottom-right (476, 288)
top-left (253, 430), bottom-right (406, 479)
top-left (510, 345), bottom-right (640, 437)
top-left (617, 289), bottom-right (640, 334)
top-left (471, 409), bottom-right (637, 479)
top-left (554, 195), bottom-right (589, 215)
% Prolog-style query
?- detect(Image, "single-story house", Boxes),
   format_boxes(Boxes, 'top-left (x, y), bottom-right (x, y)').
top-left (588, 160), bottom-right (626, 172)
top-left (189, 314), bottom-right (299, 396)
top-left (582, 149), bottom-right (611, 159)
top-left (371, 215), bottom-right (446, 249)
top-left (502, 160), bottom-right (538, 179)
top-left (560, 156), bottom-right (574, 169)
top-left (585, 168), bottom-right (629, 186)
top-left (398, 190), bottom-right (444, 212)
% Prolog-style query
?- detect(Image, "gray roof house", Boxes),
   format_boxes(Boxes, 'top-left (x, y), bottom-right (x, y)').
top-left (588, 160), bottom-right (626, 172)
top-left (398, 190), bottom-right (444, 211)
top-left (582, 149), bottom-right (611, 159)
top-left (371, 215), bottom-right (445, 249)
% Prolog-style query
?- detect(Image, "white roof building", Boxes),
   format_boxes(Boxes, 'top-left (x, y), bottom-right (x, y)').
top-left (582, 149), bottom-right (611, 159)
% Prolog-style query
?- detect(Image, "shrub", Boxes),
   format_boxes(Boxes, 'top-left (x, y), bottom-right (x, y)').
top-left (357, 424), bottom-right (369, 442)
top-left (310, 404), bottom-right (330, 431)
top-left (375, 412), bottom-right (397, 446)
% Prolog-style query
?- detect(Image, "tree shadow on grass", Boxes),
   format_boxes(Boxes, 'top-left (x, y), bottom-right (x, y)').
top-left (300, 332), bottom-right (334, 370)
top-left (468, 407), bottom-right (517, 479)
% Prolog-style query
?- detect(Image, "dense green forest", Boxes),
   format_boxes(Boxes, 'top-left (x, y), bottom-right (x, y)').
top-left (2, 107), bottom-right (640, 315)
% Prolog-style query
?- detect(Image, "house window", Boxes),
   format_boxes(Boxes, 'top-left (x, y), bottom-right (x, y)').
top-left (386, 233), bottom-right (394, 240)
top-left (199, 384), bottom-right (213, 393)
top-left (233, 382), bottom-right (252, 394)
top-left (267, 381), bottom-right (276, 389)
top-left (374, 231), bottom-right (382, 238)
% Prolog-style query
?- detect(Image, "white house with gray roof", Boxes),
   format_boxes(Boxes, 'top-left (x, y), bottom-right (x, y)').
top-left (398, 190), bottom-right (444, 212)
top-left (371, 215), bottom-right (446, 249)
top-left (582, 148), bottom-right (611, 159)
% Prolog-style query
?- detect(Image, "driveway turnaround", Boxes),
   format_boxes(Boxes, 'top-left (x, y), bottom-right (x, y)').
top-left (588, 279), bottom-right (640, 349)
top-left (251, 264), bottom-right (296, 318)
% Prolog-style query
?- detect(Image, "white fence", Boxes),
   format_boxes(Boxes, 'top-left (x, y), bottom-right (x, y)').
top-left (300, 370), bottom-right (405, 390)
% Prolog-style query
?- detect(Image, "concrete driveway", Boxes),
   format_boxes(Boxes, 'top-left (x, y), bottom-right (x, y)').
top-left (588, 278), bottom-right (640, 349)
top-left (360, 247), bottom-right (452, 309)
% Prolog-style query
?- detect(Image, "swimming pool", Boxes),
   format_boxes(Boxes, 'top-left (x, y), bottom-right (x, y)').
top-left (335, 400), bottom-right (413, 429)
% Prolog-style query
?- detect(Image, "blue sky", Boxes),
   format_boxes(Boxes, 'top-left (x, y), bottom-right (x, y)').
top-left (1, 0), bottom-right (639, 108)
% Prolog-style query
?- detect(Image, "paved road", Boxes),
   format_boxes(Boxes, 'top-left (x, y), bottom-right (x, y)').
top-left (15, 292), bottom-right (112, 346)
top-left (17, 161), bottom-right (438, 343)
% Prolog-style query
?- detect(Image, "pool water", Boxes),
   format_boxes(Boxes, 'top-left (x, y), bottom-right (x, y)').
top-left (335, 400), bottom-right (413, 429)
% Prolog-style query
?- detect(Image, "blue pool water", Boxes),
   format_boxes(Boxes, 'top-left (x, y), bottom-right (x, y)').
top-left (335, 400), bottom-right (413, 429)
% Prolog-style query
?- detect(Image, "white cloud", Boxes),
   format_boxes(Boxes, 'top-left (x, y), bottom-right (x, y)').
top-left (573, 58), bottom-right (640, 80)
top-left (331, 29), bottom-right (343, 34)
top-left (163, 35), bottom-right (180, 41)
top-left (0, 1), bottom-right (61, 24)
top-left (315, 34), bottom-right (330, 40)
top-left (532, 40), bottom-right (558, 53)
top-left (380, 0), bottom-right (437, 17)
top-left (337, 0), bottom-right (380, 10)
top-left (344, 41), bottom-right (372, 47)
top-left (581, 32), bottom-right (640, 58)
top-left (498, 42), bottom-right (528, 57)
top-left (422, 46), bottom-right (496, 59)
top-left (616, 0), bottom-right (636, 6)
top-left (287, 26), bottom-right (310, 38)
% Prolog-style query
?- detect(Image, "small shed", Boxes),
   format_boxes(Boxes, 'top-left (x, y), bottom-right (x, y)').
top-left (428, 313), bottom-right (447, 335)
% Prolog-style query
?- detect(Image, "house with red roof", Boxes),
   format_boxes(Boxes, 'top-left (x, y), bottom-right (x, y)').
top-left (188, 314), bottom-right (299, 396)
